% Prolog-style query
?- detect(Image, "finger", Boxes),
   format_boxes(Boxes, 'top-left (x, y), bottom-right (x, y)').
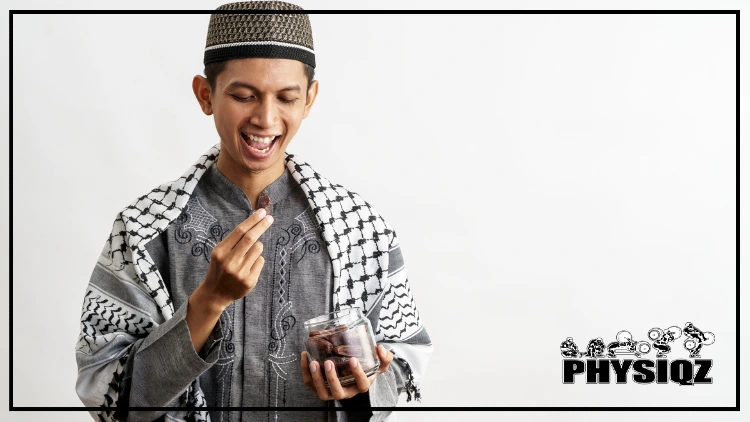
top-left (349, 358), bottom-right (370, 393)
top-left (300, 352), bottom-right (313, 388)
top-left (324, 360), bottom-right (346, 400)
top-left (220, 208), bottom-right (268, 252)
top-left (377, 345), bottom-right (394, 373)
top-left (245, 256), bottom-right (265, 282)
top-left (231, 214), bottom-right (274, 260)
top-left (241, 240), bottom-right (264, 268)
top-left (310, 360), bottom-right (332, 400)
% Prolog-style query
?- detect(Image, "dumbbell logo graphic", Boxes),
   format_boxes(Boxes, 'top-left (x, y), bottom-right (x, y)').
top-left (607, 330), bottom-right (652, 358)
top-left (682, 322), bottom-right (715, 358)
top-left (648, 326), bottom-right (682, 358)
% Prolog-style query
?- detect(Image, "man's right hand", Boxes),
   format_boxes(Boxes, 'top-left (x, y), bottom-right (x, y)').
top-left (186, 208), bottom-right (274, 351)
top-left (199, 207), bottom-right (274, 308)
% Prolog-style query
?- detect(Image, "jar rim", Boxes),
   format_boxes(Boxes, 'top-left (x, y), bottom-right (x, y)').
top-left (303, 308), bottom-right (363, 327)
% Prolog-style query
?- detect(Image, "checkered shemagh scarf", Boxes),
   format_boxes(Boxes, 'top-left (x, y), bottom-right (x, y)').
top-left (78, 143), bottom-right (425, 421)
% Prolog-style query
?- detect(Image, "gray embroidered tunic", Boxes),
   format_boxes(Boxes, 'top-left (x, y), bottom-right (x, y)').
top-left (137, 164), bottom-right (404, 421)
top-left (75, 145), bottom-right (431, 422)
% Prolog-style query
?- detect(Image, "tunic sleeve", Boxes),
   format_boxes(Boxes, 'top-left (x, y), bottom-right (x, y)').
top-left (75, 212), bottom-right (223, 422)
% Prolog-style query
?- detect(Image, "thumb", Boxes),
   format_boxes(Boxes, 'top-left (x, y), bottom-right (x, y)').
top-left (377, 345), bottom-right (394, 373)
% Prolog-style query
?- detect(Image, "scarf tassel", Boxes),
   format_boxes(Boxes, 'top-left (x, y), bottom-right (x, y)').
top-left (392, 353), bottom-right (421, 402)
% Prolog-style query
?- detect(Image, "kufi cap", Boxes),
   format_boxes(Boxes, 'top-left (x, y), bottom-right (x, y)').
top-left (204, 1), bottom-right (315, 68)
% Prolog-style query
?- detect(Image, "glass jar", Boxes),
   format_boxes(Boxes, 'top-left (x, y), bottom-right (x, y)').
top-left (303, 308), bottom-right (380, 386)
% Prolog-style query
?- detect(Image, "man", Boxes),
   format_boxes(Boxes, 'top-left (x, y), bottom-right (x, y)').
top-left (74, 2), bottom-right (432, 421)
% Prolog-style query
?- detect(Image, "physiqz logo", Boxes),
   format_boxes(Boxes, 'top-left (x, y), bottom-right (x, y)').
top-left (561, 322), bottom-right (715, 386)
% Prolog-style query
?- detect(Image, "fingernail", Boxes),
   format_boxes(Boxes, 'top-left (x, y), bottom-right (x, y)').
top-left (310, 362), bottom-right (317, 373)
top-left (351, 358), bottom-right (359, 368)
top-left (267, 215), bottom-right (274, 224)
top-left (257, 208), bottom-right (267, 218)
top-left (325, 361), bottom-right (334, 372)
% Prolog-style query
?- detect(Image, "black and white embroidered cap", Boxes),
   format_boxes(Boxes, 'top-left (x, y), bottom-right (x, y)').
top-left (204, 1), bottom-right (315, 68)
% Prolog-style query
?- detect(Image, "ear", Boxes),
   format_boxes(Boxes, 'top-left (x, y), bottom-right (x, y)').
top-left (192, 75), bottom-right (213, 115)
top-left (302, 79), bottom-right (319, 119)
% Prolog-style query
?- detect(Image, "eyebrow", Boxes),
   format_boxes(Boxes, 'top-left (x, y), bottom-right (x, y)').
top-left (226, 81), bottom-right (301, 93)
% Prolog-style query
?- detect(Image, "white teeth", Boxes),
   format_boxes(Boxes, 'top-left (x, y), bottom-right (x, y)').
top-left (249, 145), bottom-right (270, 153)
top-left (245, 133), bottom-right (276, 144)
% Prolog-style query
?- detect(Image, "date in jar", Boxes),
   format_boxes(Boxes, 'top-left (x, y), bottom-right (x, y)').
top-left (303, 308), bottom-right (380, 386)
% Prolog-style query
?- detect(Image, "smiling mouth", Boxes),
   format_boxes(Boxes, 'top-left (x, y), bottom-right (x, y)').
top-left (241, 132), bottom-right (279, 154)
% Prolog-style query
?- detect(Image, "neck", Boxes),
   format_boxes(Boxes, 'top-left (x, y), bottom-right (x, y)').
top-left (216, 152), bottom-right (285, 210)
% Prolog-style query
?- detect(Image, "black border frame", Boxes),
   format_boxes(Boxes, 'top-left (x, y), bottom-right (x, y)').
top-left (8, 7), bottom-right (740, 414)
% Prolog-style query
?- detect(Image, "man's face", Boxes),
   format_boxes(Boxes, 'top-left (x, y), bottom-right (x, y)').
top-left (196, 58), bottom-right (318, 176)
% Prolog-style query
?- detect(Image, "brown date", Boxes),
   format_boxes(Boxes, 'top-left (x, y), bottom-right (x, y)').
top-left (330, 356), bottom-right (353, 377)
top-left (334, 345), bottom-right (363, 357)
top-left (258, 192), bottom-right (273, 216)
top-left (307, 336), bottom-right (334, 358)
top-left (309, 329), bottom-right (333, 338)
top-left (309, 324), bottom-right (347, 338)
top-left (328, 324), bottom-right (348, 333)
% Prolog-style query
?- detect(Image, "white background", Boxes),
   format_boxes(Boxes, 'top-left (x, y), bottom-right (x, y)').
top-left (1, 0), bottom-right (747, 421)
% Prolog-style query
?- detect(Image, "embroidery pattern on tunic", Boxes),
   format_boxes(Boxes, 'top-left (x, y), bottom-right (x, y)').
top-left (173, 195), bottom-right (236, 416)
top-left (174, 196), bottom-right (231, 263)
top-left (213, 302), bottom-right (236, 420)
top-left (267, 205), bottom-right (321, 416)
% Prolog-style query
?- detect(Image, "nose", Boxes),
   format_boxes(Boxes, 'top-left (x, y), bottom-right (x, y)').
top-left (250, 96), bottom-right (279, 128)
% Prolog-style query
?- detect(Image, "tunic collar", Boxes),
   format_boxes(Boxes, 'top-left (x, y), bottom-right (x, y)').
top-left (202, 158), bottom-right (296, 213)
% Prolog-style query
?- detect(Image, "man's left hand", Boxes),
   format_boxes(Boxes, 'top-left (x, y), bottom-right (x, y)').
top-left (300, 345), bottom-right (393, 401)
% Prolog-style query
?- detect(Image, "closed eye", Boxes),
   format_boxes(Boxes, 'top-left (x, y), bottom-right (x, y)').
top-left (231, 95), bottom-right (255, 102)
top-left (231, 95), bottom-right (296, 104)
